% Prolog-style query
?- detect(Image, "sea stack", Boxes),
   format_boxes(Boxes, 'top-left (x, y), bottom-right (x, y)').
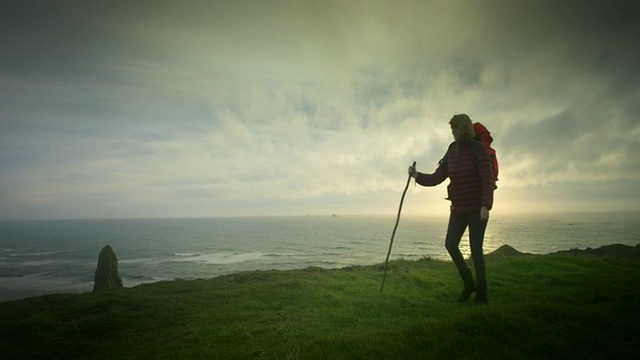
top-left (93, 245), bottom-right (123, 291)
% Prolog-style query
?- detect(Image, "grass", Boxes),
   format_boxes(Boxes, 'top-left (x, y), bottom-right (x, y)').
top-left (1, 254), bottom-right (639, 359)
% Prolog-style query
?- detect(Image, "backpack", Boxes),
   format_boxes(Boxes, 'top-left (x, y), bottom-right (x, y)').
top-left (439, 122), bottom-right (499, 183)
top-left (472, 122), bottom-right (499, 183)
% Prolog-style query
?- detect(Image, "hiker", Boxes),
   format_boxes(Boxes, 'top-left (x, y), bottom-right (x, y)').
top-left (408, 114), bottom-right (495, 305)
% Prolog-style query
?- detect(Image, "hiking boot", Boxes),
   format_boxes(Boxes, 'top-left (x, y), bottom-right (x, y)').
top-left (458, 283), bottom-right (476, 302)
top-left (474, 287), bottom-right (488, 306)
top-left (457, 267), bottom-right (476, 302)
top-left (473, 296), bottom-right (488, 306)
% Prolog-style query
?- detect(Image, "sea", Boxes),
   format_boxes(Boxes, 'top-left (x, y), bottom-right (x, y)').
top-left (1, 212), bottom-right (639, 302)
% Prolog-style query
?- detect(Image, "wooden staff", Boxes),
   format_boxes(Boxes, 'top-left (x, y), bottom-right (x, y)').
top-left (380, 161), bottom-right (415, 292)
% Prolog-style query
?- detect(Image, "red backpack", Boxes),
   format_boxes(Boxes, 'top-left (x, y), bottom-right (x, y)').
top-left (473, 122), bottom-right (499, 183)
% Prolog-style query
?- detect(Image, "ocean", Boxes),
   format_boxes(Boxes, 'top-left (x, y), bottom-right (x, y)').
top-left (1, 212), bottom-right (639, 302)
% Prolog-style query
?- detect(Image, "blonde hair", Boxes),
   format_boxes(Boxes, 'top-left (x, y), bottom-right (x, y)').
top-left (449, 114), bottom-right (475, 142)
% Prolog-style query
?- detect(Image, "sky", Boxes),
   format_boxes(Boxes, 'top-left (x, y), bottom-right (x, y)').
top-left (1, 0), bottom-right (639, 220)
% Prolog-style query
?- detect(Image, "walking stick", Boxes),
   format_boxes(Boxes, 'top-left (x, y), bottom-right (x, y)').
top-left (380, 161), bottom-right (416, 292)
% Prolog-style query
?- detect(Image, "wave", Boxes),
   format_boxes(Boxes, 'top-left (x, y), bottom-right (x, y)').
top-left (265, 253), bottom-right (298, 257)
top-left (17, 259), bottom-right (91, 267)
top-left (170, 252), bottom-right (265, 265)
top-left (174, 253), bottom-right (201, 257)
top-left (10, 249), bottom-right (73, 257)
top-left (0, 273), bottom-right (92, 292)
top-left (121, 274), bottom-right (168, 287)
top-left (319, 252), bottom-right (342, 256)
top-left (21, 260), bottom-right (60, 267)
top-left (392, 253), bottom-right (426, 258)
top-left (122, 274), bottom-right (162, 281)
top-left (119, 258), bottom-right (165, 265)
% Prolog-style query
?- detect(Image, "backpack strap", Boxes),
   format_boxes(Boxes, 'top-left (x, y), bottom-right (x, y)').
top-left (471, 140), bottom-right (480, 164)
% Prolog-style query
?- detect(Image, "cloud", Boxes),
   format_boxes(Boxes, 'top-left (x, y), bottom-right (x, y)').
top-left (1, 0), bottom-right (639, 219)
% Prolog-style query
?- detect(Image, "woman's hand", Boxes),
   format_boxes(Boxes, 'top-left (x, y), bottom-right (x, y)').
top-left (408, 165), bottom-right (417, 178)
top-left (480, 206), bottom-right (490, 221)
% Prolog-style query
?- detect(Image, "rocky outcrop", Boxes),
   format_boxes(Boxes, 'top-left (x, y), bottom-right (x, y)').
top-left (486, 244), bottom-right (530, 258)
top-left (485, 243), bottom-right (640, 261)
top-left (554, 243), bottom-right (640, 261)
top-left (93, 245), bottom-right (123, 291)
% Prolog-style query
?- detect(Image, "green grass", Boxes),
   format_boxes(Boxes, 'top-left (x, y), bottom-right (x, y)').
top-left (1, 255), bottom-right (639, 359)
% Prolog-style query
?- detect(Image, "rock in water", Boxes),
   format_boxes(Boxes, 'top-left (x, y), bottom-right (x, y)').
top-left (93, 245), bottom-right (123, 291)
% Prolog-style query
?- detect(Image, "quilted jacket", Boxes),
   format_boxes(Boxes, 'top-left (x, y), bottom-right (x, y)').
top-left (416, 141), bottom-right (495, 214)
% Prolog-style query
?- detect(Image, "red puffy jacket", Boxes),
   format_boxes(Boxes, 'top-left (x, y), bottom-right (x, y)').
top-left (416, 141), bottom-right (495, 214)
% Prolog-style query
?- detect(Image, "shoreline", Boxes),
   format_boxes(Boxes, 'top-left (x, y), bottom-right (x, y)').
top-left (2, 242), bottom-right (638, 304)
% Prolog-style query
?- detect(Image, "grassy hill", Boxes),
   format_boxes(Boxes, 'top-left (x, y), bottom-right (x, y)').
top-left (1, 246), bottom-right (639, 359)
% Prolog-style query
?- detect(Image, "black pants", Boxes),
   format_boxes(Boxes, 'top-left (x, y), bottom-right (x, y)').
top-left (445, 212), bottom-right (488, 295)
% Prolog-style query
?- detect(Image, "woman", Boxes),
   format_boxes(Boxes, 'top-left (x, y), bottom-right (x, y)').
top-left (408, 114), bottom-right (495, 305)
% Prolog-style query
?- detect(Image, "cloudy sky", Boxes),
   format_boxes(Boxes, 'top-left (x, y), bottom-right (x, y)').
top-left (1, 0), bottom-right (639, 220)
